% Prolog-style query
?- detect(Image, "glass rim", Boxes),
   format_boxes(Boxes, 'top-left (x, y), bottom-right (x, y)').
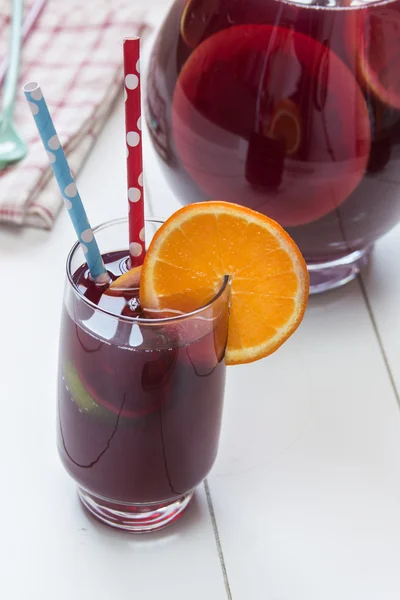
top-left (66, 216), bottom-right (230, 325)
top-left (278, 0), bottom-right (395, 11)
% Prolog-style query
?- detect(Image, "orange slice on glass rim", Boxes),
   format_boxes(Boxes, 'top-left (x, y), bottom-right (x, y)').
top-left (140, 201), bottom-right (309, 365)
top-left (266, 98), bottom-right (302, 155)
top-left (359, 8), bottom-right (400, 109)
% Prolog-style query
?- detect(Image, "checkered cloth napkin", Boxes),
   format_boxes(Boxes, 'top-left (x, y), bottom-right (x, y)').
top-left (0, 0), bottom-right (150, 228)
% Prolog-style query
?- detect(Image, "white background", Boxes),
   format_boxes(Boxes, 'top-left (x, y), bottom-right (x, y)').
top-left (1, 2), bottom-right (400, 598)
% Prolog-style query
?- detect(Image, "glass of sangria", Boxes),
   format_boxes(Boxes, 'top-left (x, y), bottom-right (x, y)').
top-left (146, 0), bottom-right (400, 293)
top-left (57, 218), bottom-right (229, 532)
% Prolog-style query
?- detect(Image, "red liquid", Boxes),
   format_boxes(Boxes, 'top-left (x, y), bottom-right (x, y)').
top-left (57, 251), bottom-right (226, 504)
top-left (147, 0), bottom-right (400, 262)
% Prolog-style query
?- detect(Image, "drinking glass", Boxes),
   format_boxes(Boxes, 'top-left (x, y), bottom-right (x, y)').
top-left (57, 218), bottom-right (229, 532)
top-left (146, 0), bottom-right (400, 293)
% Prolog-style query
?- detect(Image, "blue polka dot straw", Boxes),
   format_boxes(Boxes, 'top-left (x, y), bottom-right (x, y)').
top-left (23, 81), bottom-right (109, 284)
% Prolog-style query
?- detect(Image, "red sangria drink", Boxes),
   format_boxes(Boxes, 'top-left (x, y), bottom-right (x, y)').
top-left (146, 0), bottom-right (400, 292)
top-left (57, 218), bottom-right (229, 532)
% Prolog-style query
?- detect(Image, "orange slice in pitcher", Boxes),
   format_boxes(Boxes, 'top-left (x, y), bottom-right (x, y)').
top-left (140, 201), bottom-right (309, 365)
top-left (180, 0), bottom-right (218, 48)
top-left (359, 8), bottom-right (400, 109)
top-left (266, 99), bottom-right (301, 155)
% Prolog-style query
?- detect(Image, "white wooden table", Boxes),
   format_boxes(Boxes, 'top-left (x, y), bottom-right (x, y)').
top-left (2, 3), bottom-right (400, 598)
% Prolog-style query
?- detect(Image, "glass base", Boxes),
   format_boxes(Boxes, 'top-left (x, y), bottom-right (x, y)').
top-left (307, 247), bottom-right (372, 294)
top-left (78, 487), bottom-right (193, 533)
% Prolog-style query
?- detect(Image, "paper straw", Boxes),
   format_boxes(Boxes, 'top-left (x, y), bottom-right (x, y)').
top-left (23, 82), bottom-right (109, 284)
top-left (123, 37), bottom-right (145, 267)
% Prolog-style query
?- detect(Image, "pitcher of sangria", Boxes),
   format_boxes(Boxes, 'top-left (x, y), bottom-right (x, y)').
top-left (146, 0), bottom-right (400, 293)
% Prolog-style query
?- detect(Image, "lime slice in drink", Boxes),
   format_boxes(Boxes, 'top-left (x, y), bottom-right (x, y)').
top-left (63, 362), bottom-right (111, 421)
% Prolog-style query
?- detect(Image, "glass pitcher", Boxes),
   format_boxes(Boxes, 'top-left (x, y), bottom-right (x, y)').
top-left (146, 0), bottom-right (400, 293)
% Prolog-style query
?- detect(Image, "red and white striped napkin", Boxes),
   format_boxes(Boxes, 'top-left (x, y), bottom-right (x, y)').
top-left (0, 0), bottom-right (150, 228)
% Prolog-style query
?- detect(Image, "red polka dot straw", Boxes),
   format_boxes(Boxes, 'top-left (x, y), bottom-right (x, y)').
top-left (123, 37), bottom-right (145, 267)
